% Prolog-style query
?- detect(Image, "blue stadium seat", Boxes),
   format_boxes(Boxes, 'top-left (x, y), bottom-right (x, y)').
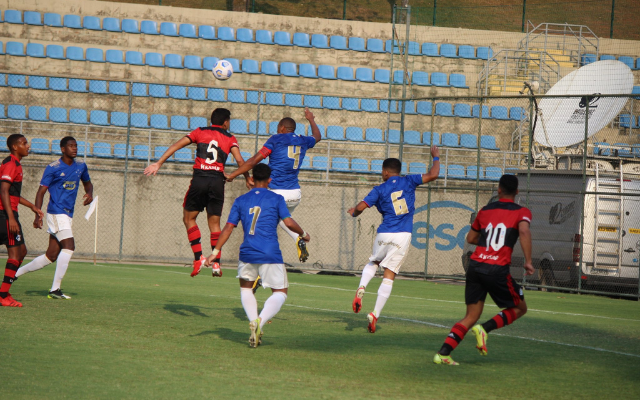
top-left (69, 109), bottom-right (88, 124)
top-left (599, 55), bottom-right (616, 61)
top-left (380, 100), bottom-right (399, 114)
top-left (299, 64), bottom-right (317, 79)
top-left (458, 45), bottom-right (476, 59)
top-left (442, 133), bottom-right (460, 148)
top-left (393, 70), bottom-right (408, 84)
top-left (337, 67), bottom-right (355, 81)
top-left (83, 16), bottom-right (101, 30)
top-left (224, 58), bottom-right (240, 73)
top-left (86, 48), bottom-right (104, 62)
top-left (374, 69), bottom-right (390, 83)
top-left (246, 91), bottom-right (262, 104)
top-left (616, 143), bottom-right (632, 158)
top-left (318, 65), bottom-right (336, 80)
top-left (89, 80), bottom-right (107, 94)
top-left (261, 61), bottom-right (279, 75)
top-left (330, 35), bottom-right (348, 50)
top-left (349, 37), bottom-right (366, 52)
top-left (385, 40), bottom-right (400, 54)
top-left (311, 34), bottom-right (329, 49)
top-left (304, 95), bottom-right (321, 108)
top-left (237, 28), bottom-right (254, 43)
top-left (345, 127), bottom-right (364, 142)
top-left (103, 18), bottom-right (121, 32)
top-left (367, 38), bottom-right (384, 53)
top-left (7, 105), bottom-right (26, 120)
top-left (106, 50), bottom-right (124, 64)
top-left (3, 10), bottom-right (21, 24)
top-left (466, 166), bottom-right (484, 180)
top-left (199, 25), bottom-right (216, 40)
top-left (293, 32), bottom-right (311, 47)
top-left (66, 46), bottom-right (84, 61)
top-left (7, 42), bottom-right (25, 56)
top-left (450, 74), bottom-right (468, 88)
top-left (408, 41), bottom-right (420, 55)
top-left (510, 107), bottom-right (526, 121)
top-left (409, 162), bottom-right (427, 174)
top-left (131, 113), bottom-right (149, 128)
top-left (361, 99), bottom-right (379, 112)
top-left (218, 27), bottom-right (235, 41)
top-left (76, 141), bottom-right (90, 157)
top-left (332, 157), bottom-right (350, 172)
top-left (285, 94), bottom-right (303, 108)
top-left (404, 130), bottom-right (421, 145)
top-left (313, 156), bottom-right (328, 171)
top-left (404, 101), bottom-right (416, 115)
top-left (150, 114), bottom-right (169, 130)
top-left (145, 52), bottom-right (163, 67)
top-left (93, 142), bottom-right (112, 158)
top-left (90, 110), bottom-right (109, 126)
top-left (175, 148), bottom-right (193, 163)
top-left (122, 19), bottom-right (139, 33)
top-left (109, 81), bottom-right (127, 96)
top-left (448, 165), bottom-right (465, 179)
top-left (327, 126), bottom-right (345, 141)
top-left (348, 158), bottom-right (367, 173)
top-left (208, 88), bottom-right (225, 102)
top-left (485, 167), bottom-right (501, 181)
top-left (141, 20), bottom-right (158, 35)
top-left (417, 101), bottom-right (433, 115)
top-left (179, 23), bottom-right (197, 38)
top-left (430, 72), bottom-right (448, 87)
top-left (460, 134), bottom-right (477, 148)
top-left (256, 30), bottom-right (273, 44)
top-left (249, 120), bottom-right (267, 135)
top-left (440, 44), bottom-right (458, 58)
top-left (631, 86), bottom-right (640, 100)
top-left (125, 51), bottom-right (143, 65)
top-left (29, 76), bottom-right (47, 90)
top-left (435, 102), bottom-right (453, 117)
top-left (355, 68), bottom-right (374, 83)
top-left (63, 14), bottom-right (82, 29)
top-left (114, 144), bottom-right (132, 159)
top-left (24, 11), bottom-right (42, 26)
top-left (422, 42), bottom-right (439, 57)
top-left (454, 104), bottom-right (472, 118)
top-left (268, 121), bottom-right (279, 135)
top-left (619, 114), bottom-right (631, 128)
top-left (594, 142), bottom-right (611, 156)
top-left (30, 138), bottom-right (50, 154)
top-left (242, 59), bottom-right (260, 74)
top-left (7, 74), bottom-right (26, 88)
top-left (110, 112), bottom-right (128, 127)
top-left (265, 92), bottom-right (283, 106)
top-left (365, 128), bottom-right (384, 143)
top-left (280, 62), bottom-right (297, 77)
top-left (29, 106), bottom-right (48, 122)
top-left (190, 117), bottom-right (208, 130)
top-left (412, 71), bottom-right (429, 86)
top-left (342, 98), bottom-right (360, 112)
top-left (619, 56), bottom-right (634, 70)
top-left (49, 77), bottom-right (67, 91)
top-left (476, 47), bottom-right (493, 60)
top-left (491, 106), bottom-right (509, 120)
top-left (480, 135), bottom-right (499, 150)
top-left (44, 13), bottom-right (62, 27)
top-left (171, 116), bottom-right (189, 131)
top-left (228, 89), bottom-right (246, 103)
top-left (581, 53), bottom-right (596, 65)
top-left (387, 130), bottom-right (400, 144)
top-left (169, 85), bottom-right (187, 99)
top-left (371, 160), bottom-right (384, 173)
top-left (274, 31), bottom-right (292, 46)
top-left (0, 74), bottom-right (5, 85)
top-left (165, 54), bottom-right (183, 68)
top-left (323, 96), bottom-right (340, 110)
top-left (46, 45), bottom-right (64, 59)
top-left (472, 105), bottom-right (490, 119)
top-left (230, 119), bottom-right (248, 135)
top-left (202, 56), bottom-right (219, 71)
top-left (69, 79), bottom-right (87, 92)
top-left (184, 55), bottom-right (202, 70)
top-left (154, 146), bottom-right (170, 161)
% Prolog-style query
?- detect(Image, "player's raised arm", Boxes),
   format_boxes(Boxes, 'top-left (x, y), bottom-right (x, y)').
top-left (143, 136), bottom-right (192, 176)
top-left (226, 151), bottom-right (265, 182)
top-left (283, 217), bottom-right (310, 242)
top-left (421, 145), bottom-right (440, 184)
top-left (228, 147), bottom-right (252, 188)
top-left (518, 220), bottom-right (534, 276)
top-left (305, 108), bottom-right (321, 144)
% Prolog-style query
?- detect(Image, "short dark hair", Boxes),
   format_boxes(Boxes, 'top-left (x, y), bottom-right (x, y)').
top-left (60, 136), bottom-right (76, 148)
top-left (252, 164), bottom-right (271, 182)
top-left (278, 117), bottom-right (296, 132)
top-left (7, 134), bottom-right (25, 151)
top-left (499, 174), bottom-right (518, 195)
top-left (210, 108), bottom-right (231, 126)
top-left (382, 158), bottom-right (401, 174)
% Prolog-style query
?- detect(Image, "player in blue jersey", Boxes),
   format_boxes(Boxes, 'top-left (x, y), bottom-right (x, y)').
top-left (15, 137), bottom-right (93, 299)
top-left (225, 108), bottom-right (321, 263)
top-left (206, 164), bottom-right (310, 347)
top-left (348, 147), bottom-right (440, 333)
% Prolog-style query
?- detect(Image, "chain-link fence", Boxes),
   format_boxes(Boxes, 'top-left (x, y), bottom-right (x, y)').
top-left (0, 73), bottom-right (639, 298)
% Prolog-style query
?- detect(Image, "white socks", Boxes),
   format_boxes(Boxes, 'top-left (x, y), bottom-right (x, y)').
top-left (51, 249), bottom-right (73, 291)
top-left (240, 287), bottom-right (259, 321)
top-left (358, 263), bottom-right (377, 289)
top-left (15, 254), bottom-right (52, 277)
top-left (278, 219), bottom-right (299, 241)
top-left (259, 292), bottom-right (287, 329)
top-left (373, 278), bottom-right (394, 318)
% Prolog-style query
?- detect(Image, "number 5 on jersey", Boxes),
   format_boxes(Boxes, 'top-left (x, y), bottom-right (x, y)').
top-left (205, 140), bottom-right (219, 164)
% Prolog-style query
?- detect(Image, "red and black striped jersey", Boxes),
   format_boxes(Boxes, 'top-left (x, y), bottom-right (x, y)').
top-left (0, 154), bottom-right (23, 212)
top-left (185, 125), bottom-right (239, 174)
top-left (470, 199), bottom-right (532, 267)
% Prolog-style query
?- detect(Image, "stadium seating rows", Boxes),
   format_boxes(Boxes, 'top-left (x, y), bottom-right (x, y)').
top-left (581, 53), bottom-right (640, 70)
top-left (0, 9), bottom-right (498, 60)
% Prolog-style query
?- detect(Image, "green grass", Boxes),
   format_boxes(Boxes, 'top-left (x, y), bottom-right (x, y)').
top-left (3, 260), bottom-right (640, 399)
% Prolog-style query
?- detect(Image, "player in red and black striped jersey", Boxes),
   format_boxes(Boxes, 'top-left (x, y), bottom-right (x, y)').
top-left (144, 108), bottom-right (251, 277)
top-left (0, 134), bottom-right (45, 307)
top-left (434, 174), bottom-right (533, 365)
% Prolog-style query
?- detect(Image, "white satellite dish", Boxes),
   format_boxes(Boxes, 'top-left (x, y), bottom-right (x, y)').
top-left (533, 60), bottom-right (634, 148)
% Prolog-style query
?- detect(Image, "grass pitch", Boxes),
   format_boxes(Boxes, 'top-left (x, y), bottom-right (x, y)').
top-left (3, 260), bottom-right (639, 399)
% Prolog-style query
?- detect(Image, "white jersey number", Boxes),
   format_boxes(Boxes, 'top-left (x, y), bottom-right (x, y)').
top-left (249, 206), bottom-right (262, 235)
top-left (205, 140), bottom-right (219, 164)
top-left (391, 191), bottom-right (409, 216)
top-left (288, 145), bottom-right (300, 169)
top-left (485, 222), bottom-right (507, 251)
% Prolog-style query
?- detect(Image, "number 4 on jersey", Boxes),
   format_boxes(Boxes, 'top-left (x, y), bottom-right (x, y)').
top-left (288, 145), bottom-right (300, 169)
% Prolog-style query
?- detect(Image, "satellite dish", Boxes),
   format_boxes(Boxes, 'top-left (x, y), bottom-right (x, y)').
top-left (533, 60), bottom-right (634, 148)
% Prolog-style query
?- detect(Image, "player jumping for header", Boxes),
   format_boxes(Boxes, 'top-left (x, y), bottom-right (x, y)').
top-left (225, 108), bottom-right (321, 263)
top-left (144, 108), bottom-right (250, 277)
top-left (433, 174), bottom-right (533, 365)
top-left (348, 147), bottom-right (440, 333)
top-left (206, 164), bottom-right (310, 347)
top-left (15, 137), bottom-right (93, 299)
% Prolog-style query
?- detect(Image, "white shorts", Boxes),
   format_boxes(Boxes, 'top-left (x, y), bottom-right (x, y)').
top-left (270, 189), bottom-right (301, 212)
top-left (237, 261), bottom-right (289, 290)
top-left (369, 232), bottom-right (412, 274)
top-left (46, 214), bottom-right (74, 241)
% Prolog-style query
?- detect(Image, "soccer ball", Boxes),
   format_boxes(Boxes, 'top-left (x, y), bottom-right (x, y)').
top-left (212, 60), bottom-right (233, 80)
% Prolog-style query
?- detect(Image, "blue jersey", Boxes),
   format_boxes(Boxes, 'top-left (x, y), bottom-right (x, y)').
top-left (259, 133), bottom-right (316, 190)
top-left (40, 159), bottom-right (90, 217)
top-left (363, 174), bottom-right (423, 234)
top-left (227, 188), bottom-right (292, 264)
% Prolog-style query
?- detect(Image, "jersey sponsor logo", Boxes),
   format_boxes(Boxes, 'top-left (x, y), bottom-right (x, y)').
top-left (1, 175), bottom-right (12, 180)
top-left (199, 164), bottom-right (223, 171)
top-left (60, 172), bottom-right (65, 177)
top-left (63, 181), bottom-right (77, 190)
top-left (377, 240), bottom-right (402, 249)
top-left (411, 201), bottom-right (474, 252)
top-left (15, 233), bottom-right (21, 241)
top-left (476, 253), bottom-right (500, 261)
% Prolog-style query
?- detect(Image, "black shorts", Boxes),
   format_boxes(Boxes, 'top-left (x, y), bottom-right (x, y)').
top-left (465, 260), bottom-right (524, 309)
top-left (0, 210), bottom-right (25, 247)
top-left (183, 170), bottom-right (226, 216)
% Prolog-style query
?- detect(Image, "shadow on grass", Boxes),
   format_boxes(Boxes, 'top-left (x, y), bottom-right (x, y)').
top-left (23, 290), bottom-right (79, 297)
top-left (163, 302), bottom-right (210, 317)
top-left (191, 327), bottom-right (248, 345)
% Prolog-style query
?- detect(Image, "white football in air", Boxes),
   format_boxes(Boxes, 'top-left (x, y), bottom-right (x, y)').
top-left (212, 60), bottom-right (233, 81)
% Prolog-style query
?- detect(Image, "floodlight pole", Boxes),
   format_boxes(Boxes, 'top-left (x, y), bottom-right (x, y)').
top-left (609, 0), bottom-right (615, 38)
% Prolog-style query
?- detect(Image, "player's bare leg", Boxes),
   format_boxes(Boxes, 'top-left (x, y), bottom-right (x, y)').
top-left (353, 262), bottom-right (378, 313)
top-left (368, 267), bottom-right (396, 333)
top-left (207, 213), bottom-right (222, 277)
top-left (0, 244), bottom-right (27, 307)
top-left (434, 302), bottom-right (484, 365)
top-left (183, 209), bottom-right (205, 277)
